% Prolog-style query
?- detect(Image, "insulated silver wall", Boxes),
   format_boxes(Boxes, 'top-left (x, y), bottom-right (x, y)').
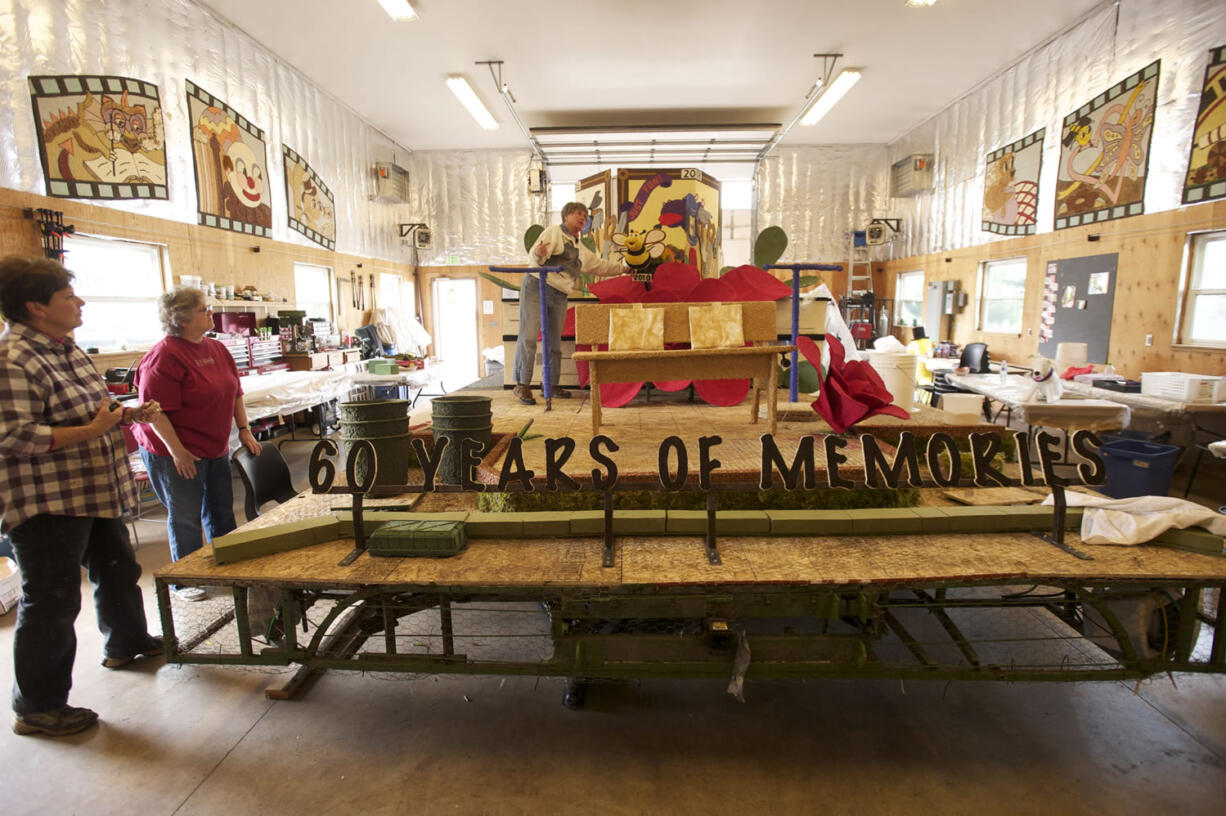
top-left (759, 0), bottom-right (1226, 261)
top-left (0, 0), bottom-right (536, 265)
top-left (756, 144), bottom-right (892, 262)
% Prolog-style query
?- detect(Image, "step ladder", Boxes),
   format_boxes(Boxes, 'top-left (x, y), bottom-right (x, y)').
top-left (848, 230), bottom-right (872, 294)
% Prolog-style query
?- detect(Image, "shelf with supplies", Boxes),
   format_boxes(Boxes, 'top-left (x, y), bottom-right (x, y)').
top-left (216, 334), bottom-right (287, 373)
top-left (207, 298), bottom-right (298, 313)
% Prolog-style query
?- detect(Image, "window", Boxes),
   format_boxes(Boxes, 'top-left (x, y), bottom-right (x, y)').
top-left (293, 263), bottom-right (333, 321)
top-left (65, 234), bottom-right (167, 351)
top-left (894, 270), bottom-right (924, 326)
top-left (1178, 231), bottom-right (1226, 346)
top-left (977, 257), bottom-right (1027, 334)
top-left (378, 272), bottom-right (416, 318)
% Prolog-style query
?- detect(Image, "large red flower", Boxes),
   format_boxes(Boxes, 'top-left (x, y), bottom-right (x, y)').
top-left (798, 335), bottom-right (910, 434)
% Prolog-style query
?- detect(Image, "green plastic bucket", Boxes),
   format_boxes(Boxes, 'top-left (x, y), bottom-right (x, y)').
top-left (338, 416), bottom-right (411, 438)
top-left (431, 395), bottom-right (493, 484)
top-left (341, 431), bottom-right (413, 487)
top-left (337, 399), bottom-right (408, 423)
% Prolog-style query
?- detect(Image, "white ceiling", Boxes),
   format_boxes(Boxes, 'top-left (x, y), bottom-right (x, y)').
top-left (199, 0), bottom-right (1105, 182)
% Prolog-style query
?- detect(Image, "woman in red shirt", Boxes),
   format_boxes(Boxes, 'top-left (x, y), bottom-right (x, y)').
top-left (134, 287), bottom-right (261, 600)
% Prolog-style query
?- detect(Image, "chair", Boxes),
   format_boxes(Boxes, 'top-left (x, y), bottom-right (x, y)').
top-left (233, 442), bottom-right (300, 522)
top-left (120, 425), bottom-right (160, 545)
top-left (1182, 421), bottom-right (1226, 499)
top-left (961, 342), bottom-right (990, 373)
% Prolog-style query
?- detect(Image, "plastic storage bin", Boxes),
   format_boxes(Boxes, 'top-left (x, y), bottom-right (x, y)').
top-left (1099, 439), bottom-right (1180, 498)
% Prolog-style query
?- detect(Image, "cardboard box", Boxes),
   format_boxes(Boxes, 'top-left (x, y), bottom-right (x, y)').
top-left (0, 557), bottom-right (21, 614)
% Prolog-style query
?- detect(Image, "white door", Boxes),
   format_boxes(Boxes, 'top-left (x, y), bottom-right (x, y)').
top-left (431, 277), bottom-right (479, 390)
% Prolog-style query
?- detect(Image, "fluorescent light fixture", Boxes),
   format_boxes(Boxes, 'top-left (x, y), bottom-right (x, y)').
top-left (800, 69), bottom-right (861, 126)
top-left (376, 0), bottom-right (417, 21)
top-left (446, 76), bottom-right (499, 130)
top-left (906, 0), bottom-right (937, 6)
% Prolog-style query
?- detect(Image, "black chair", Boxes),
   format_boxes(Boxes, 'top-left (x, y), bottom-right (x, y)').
top-left (961, 342), bottom-right (990, 373)
top-left (233, 442), bottom-right (300, 522)
top-left (1183, 421), bottom-right (1226, 500)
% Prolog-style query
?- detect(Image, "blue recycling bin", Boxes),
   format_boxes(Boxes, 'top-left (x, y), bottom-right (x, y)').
top-left (1099, 439), bottom-right (1180, 499)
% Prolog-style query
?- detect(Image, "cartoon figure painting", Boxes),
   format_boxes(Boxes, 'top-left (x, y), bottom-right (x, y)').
top-left (575, 170), bottom-right (612, 257)
top-left (186, 80), bottom-right (271, 237)
top-left (1182, 44), bottom-right (1226, 205)
top-left (982, 128), bottom-right (1043, 235)
top-left (283, 145), bottom-right (336, 250)
top-left (1054, 61), bottom-right (1159, 230)
top-left (615, 168), bottom-right (721, 278)
top-left (29, 75), bottom-right (168, 200)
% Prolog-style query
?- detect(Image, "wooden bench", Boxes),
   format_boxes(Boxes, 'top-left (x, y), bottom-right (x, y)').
top-left (571, 301), bottom-right (795, 436)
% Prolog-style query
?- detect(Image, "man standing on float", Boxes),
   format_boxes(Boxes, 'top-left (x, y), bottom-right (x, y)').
top-left (513, 202), bottom-right (628, 405)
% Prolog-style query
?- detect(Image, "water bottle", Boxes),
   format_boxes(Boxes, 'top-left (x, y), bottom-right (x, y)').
top-left (999, 359), bottom-right (1008, 385)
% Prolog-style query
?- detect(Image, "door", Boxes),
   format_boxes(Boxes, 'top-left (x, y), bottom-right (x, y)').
top-left (431, 277), bottom-right (479, 391)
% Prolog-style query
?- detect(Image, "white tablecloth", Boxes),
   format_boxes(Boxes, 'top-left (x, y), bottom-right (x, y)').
top-left (945, 373), bottom-right (1131, 431)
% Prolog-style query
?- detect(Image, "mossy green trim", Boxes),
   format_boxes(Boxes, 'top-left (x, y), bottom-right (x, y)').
top-left (212, 517), bottom-right (342, 565)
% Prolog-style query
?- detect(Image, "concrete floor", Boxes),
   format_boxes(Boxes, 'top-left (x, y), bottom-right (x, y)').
top-left (4, 410), bottom-right (1226, 815)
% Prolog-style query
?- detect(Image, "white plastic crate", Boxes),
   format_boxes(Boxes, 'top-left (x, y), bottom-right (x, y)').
top-left (1140, 372), bottom-right (1226, 404)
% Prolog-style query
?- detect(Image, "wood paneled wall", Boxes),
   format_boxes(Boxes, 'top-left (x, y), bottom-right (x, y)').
top-left (0, 187), bottom-right (417, 373)
top-left (881, 200), bottom-right (1226, 379)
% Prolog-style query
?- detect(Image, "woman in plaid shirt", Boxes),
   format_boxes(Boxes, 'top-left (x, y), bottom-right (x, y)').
top-left (0, 255), bottom-right (163, 738)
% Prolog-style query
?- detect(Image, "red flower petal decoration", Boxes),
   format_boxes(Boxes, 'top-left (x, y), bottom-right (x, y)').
top-left (694, 378), bottom-right (752, 406)
top-left (721, 265), bottom-right (794, 301)
top-left (684, 277), bottom-right (739, 303)
top-left (652, 262), bottom-right (701, 295)
top-left (598, 381), bottom-right (644, 407)
top-left (808, 335), bottom-right (910, 433)
top-left (589, 276), bottom-right (647, 302)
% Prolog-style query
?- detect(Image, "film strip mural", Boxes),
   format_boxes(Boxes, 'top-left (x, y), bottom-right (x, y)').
top-left (1182, 44), bottom-right (1226, 205)
top-left (1054, 61), bottom-right (1159, 231)
top-left (283, 145), bottom-right (336, 250)
top-left (982, 128), bottom-right (1043, 236)
top-left (186, 80), bottom-right (272, 238)
top-left (28, 74), bottom-right (168, 201)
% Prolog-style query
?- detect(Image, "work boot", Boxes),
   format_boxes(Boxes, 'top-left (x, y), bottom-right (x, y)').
top-left (552, 386), bottom-right (572, 398)
top-left (513, 384), bottom-right (536, 405)
top-left (13, 705), bottom-right (99, 737)
top-left (102, 635), bottom-right (165, 669)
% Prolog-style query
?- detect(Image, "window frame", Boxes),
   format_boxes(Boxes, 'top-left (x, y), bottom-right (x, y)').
top-left (893, 270), bottom-right (925, 327)
top-left (293, 262), bottom-right (334, 323)
top-left (1175, 229), bottom-right (1226, 349)
top-left (976, 256), bottom-right (1027, 335)
top-left (63, 232), bottom-right (170, 352)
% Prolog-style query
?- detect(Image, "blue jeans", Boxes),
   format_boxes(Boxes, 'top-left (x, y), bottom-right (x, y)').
top-left (513, 275), bottom-right (569, 387)
top-left (141, 450), bottom-right (237, 563)
top-left (9, 514), bottom-right (150, 715)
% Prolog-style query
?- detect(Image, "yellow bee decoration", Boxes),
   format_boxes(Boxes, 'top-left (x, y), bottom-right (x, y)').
top-left (611, 226), bottom-right (666, 270)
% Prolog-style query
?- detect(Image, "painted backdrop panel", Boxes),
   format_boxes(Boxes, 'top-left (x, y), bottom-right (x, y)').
top-left (982, 128), bottom-right (1043, 236)
top-left (28, 74), bottom-right (168, 201)
top-left (1182, 45), bottom-right (1226, 205)
top-left (616, 168), bottom-right (720, 277)
top-left (1054, 61), bottom-right (1159, 231)
top-left (186, 80), bottom-right (272, 238)
top-left (283, 145), bottom-right (336, 250)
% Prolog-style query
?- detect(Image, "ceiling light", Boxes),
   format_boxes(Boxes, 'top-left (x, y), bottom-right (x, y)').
top-left (905, 0), bottom-right (937, 6)
top-left (799, 69), bottom-right (861, 126)
top-left (376, 0), bottom-right (418, 20)
top-left (446, 76), bottom-right (499, 130)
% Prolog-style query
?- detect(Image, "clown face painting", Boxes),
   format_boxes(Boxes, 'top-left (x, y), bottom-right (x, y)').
top-left (186, 80), bottom-right (272, 237)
